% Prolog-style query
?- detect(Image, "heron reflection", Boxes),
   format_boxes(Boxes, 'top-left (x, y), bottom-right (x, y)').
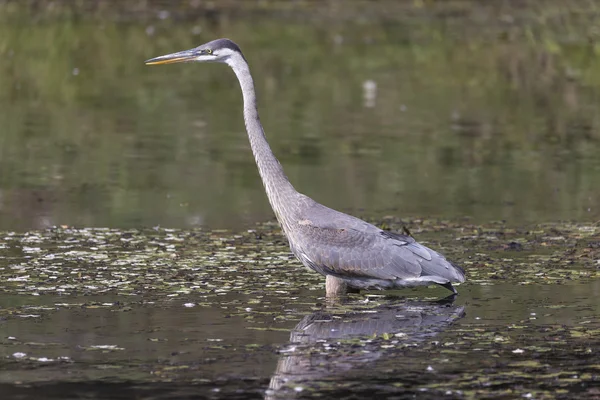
top-left (267, 296), bottom-right (465, 398)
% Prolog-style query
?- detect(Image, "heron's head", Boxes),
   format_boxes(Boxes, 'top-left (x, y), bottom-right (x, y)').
top-left (145, 38), bottom-right (244, 66)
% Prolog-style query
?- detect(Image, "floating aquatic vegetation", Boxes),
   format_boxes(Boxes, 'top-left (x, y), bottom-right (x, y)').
top-left (0, 221), bottom-right (598, 398)
top-left (0, 220), bottom-right (597, 302)
top-left (0, 225), bottom-right (321, 300)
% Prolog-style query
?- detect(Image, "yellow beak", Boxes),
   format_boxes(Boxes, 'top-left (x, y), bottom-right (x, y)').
top-left (145, 49), bottom-right (196, 65)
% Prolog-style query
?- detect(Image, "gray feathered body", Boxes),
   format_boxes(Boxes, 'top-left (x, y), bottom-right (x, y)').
top-left (276, 191), bottom-right (465, 292)
top-left (186, 38), bottom-right (466, 294)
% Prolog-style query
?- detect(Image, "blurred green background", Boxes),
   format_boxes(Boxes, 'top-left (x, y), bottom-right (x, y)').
top-left (0, 0), bottom-right (599, 231)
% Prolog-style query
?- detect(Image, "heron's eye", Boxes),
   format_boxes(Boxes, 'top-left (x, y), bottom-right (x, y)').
top-left (206, 49), bottom-right (213, 54)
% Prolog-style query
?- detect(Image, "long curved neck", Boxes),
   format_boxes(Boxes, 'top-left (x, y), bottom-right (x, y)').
top-left (226, 54), bottom-right (298, 221)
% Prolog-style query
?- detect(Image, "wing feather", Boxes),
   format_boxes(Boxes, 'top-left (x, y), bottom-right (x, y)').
top-left (285, 201), bottom-right (464, 286)
top-left (290, 204), bottom-right (427, 280)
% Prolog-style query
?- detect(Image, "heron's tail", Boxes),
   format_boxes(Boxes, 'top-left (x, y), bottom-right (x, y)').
top-left (450, 262), bottom-right (466, 283)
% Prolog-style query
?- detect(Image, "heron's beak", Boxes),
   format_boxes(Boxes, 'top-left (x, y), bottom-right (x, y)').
top-left (145, 49), bottom-right (197, 65)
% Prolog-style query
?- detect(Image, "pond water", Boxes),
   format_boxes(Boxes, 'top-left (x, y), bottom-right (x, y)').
top-left (0, 1), bottom-right (599, 399)
top-left (0, 222), bottom-right (598, 399)
top-left (1, 1), bottom-right (599, 231)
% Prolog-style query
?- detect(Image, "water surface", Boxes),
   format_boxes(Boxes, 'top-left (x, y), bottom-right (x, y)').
top-left (0, 222), bottom-right (598, 398)
top-left (0, 1), bottom-right (598, 230)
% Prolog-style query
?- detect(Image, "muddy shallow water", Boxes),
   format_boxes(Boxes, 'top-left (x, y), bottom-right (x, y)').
top-left (0, 221), bottom-right (598, 399)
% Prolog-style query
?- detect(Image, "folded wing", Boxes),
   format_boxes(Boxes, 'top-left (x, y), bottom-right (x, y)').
top-left (289, 202), bottom-right (464, 285)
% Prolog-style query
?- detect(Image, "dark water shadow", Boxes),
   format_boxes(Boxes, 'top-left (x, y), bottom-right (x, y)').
top-left (0, 381), bottom-right (267, 400)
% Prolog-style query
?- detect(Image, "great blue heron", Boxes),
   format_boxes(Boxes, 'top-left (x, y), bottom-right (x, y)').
top-left (145, 38), bottom-right (466, 296)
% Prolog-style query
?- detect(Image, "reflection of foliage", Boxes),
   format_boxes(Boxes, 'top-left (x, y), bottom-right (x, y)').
top-left (0, 1), bottom-right (599, 230)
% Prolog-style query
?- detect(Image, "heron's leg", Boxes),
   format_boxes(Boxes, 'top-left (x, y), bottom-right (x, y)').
top-left (325, 275), bottom-right (346, 296)
top-left (325, 275), bottom-right (359, 296)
